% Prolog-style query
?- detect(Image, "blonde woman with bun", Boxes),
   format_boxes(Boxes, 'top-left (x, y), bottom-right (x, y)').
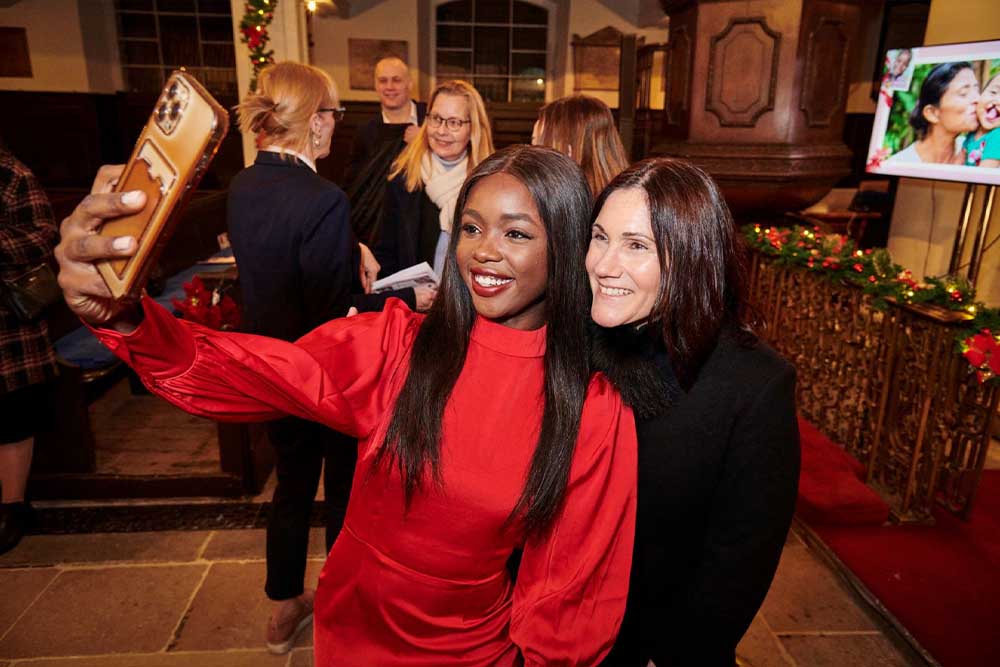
top-left (531, 94), bottom-right (629, 198)
top-left (379, 79), bottom-right (494, 277)
top-left (232, 61), bottom-right (420, 655)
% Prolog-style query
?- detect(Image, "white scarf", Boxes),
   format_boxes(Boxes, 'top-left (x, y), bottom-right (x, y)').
top-left (420, 153), bottom-right (468, 233)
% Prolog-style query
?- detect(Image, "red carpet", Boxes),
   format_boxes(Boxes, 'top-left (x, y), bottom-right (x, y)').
top-left (796, 417), bottom-right (889, 525)
top-left (798, 418), bottom-right (1000, 666)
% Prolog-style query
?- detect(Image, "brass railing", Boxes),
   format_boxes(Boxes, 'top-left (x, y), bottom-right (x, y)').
top-left (749, 255), bottom-right (1000, 523)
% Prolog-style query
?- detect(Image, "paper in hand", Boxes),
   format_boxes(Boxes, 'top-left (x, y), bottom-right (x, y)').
top-left (371, 261), bottom-right (439, 293)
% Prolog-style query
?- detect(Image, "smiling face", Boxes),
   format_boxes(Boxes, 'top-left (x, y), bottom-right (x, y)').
top-left (455, 172), bottom-right (548, 330)
top-left (927, 68), bottom-right (981, 135)
top-left (375, 58), bottom-right (411, 112)
top-left (891, 50), bottom-right (911, 77)
top-left (427, 93), bottom-right (472, 162)
top-left (978, 74), bottom-right (1000, 131)
top-left (586, 188), bottom-right (662, 328)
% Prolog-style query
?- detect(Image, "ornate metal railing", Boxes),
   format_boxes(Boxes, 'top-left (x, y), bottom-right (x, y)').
top-left (749, 255), bottom-right (1000, 523)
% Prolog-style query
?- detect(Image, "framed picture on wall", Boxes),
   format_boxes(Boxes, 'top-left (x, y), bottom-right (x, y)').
top-left (348, 39), bottom-right (409, 90)
top-left (0, 27), bottom-right (33, 78)
top-left (572, 27), bottom-right (622, 92)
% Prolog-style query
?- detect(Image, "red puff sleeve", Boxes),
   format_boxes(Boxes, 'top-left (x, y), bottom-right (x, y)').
top-left (89, 296), bottom-right (420, 438)
top-left (509, 375), bottom-right (638, 667)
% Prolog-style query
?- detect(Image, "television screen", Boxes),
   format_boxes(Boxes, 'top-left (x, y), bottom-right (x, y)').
top-left (865, 40), bottom-right (1000, 185)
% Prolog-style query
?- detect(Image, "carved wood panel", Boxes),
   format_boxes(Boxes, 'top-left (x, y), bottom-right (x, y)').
top-left (705, 16), bottom-right (781, 127)
top-left (666, 26), bottom-right (691, 126)
top-left (800, 16), bottom-right (850, 128)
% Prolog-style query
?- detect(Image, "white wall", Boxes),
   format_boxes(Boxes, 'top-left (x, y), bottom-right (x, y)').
top-left (309, 0), bottom-right (665, 107)
top-left (0, 0), bottom-right (91, 92)
top-left (565, 0), bottom-right (667, 108)
top-left (887, 0), bottom-right (1000, 305)
top-left (310, 2), bottom-right (420, 102)
top-left (0, 0), bottom-right (121, 93)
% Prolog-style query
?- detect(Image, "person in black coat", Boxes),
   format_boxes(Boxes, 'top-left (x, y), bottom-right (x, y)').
top-left (230, 62), bottom-right (422, 656)
top-left (586, 158), bottom-right (800, 667)
top-left (343, 57), bottom-right (426, 191)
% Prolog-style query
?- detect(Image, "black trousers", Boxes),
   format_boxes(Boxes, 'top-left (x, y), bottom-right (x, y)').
top-left (264, 416), bottom-right (357, 601)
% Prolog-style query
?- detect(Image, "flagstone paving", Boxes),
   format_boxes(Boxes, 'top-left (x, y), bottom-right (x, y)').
top-left (0, 525), bottom-right (923, 666)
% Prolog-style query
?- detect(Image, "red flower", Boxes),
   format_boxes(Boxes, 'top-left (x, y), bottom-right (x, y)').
top-left (171, 276), bottom-right (241, 331)
top-left (964, 330), bottom-right (1000, 381)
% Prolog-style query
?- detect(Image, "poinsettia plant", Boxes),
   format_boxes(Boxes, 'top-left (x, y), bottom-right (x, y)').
top-left (170, 276), bottom-right (240, 331)
top-left (962, 329), bottom-right (1000, 383)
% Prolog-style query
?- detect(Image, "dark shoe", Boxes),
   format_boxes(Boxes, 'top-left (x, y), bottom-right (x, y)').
top-left (0, 502), bottom-right (32, 555)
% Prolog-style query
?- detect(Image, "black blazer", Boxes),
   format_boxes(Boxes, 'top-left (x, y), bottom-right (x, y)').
top-left (227, 151), bottom-right (409, 342)
top-left (373, 174), bottom-right (441, 278)
top-left (600, 332), bottom-right (800, 667)
top-left (344, 100), bottom-right (427, 189)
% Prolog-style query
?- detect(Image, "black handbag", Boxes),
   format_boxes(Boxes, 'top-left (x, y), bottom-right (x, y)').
top-left (2, 263), bottom-right (62, 322)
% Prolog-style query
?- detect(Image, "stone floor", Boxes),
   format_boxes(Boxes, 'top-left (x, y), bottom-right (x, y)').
top-left (0, 524), bottom-right (924, 667)
top-left (89, 379), bottom-right (219, 477)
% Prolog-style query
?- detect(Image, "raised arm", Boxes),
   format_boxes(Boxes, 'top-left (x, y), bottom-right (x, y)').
top-left (89, 296), bottom-right (416, 438)
top-left (55, 166), bottom-right (417, 437)
top-left (510, 377), bottom-right (637, 667)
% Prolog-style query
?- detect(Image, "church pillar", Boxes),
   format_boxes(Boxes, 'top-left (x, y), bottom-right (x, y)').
top-left (656, 0), bottom-right (866, 219)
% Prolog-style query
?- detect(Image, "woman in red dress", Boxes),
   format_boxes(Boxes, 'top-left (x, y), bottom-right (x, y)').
top-left (55, 145), bottom-right (636, 666)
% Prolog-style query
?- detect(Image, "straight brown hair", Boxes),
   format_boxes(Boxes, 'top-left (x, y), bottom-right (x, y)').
top-left (536, 94), bottom-right (629, 197)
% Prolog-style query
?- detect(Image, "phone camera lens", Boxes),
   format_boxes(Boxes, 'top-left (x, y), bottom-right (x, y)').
top-left (157, 103), bottom-right (168, 121)
top-left (168, 82), bottom-right (179, 98)
top-left (169, 102), bottom-right (181, 119)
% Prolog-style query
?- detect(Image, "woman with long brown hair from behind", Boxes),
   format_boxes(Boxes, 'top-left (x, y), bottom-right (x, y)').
top-left (532, 94), bottom-right (629, 198)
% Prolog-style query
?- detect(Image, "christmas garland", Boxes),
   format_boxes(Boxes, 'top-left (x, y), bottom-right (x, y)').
top-left (742, 224), bottom-right (1000, 383)
top-left (238, 0), bottom-right (277, 90)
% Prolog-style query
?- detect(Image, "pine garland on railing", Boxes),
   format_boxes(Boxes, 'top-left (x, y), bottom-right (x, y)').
top-left (239, 0), bottom-right (277, 90)
top-left (742, 224), bottom-right (1000, 382)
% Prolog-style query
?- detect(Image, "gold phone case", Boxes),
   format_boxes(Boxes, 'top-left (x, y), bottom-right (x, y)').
top-left (97, 70), bottom-right (230, 299)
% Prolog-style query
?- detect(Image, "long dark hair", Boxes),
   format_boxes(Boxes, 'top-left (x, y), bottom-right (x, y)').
top-left (909, 61), bottom-right (973, 139)
top-left (593, 158), bottom-right (755, 388)
top-left (377, 144), bottom-right (594, 536)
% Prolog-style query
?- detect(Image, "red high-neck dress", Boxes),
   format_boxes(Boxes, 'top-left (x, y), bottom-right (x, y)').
top-left (92, 298), bottom-right (637, 666)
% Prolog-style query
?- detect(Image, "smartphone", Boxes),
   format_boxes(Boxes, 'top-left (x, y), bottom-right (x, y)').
top-left (97, 70), bottom-right (230, 299)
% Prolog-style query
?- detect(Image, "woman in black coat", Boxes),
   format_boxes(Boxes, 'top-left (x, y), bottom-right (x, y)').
top-left (588, 159), bottom-right (800, 667)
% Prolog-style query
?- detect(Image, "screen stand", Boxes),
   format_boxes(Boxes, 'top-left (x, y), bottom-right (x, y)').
top-left (967, 185), bottom-right (998, 288)
top-left (948, 184), bottom-right (976, 275)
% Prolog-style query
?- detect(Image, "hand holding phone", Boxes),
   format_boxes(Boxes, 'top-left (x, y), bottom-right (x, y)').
top-left (96, 70), bottom-right (229, 299)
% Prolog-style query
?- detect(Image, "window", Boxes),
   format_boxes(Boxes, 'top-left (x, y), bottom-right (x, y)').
top-left (435, 0), bottom-right (549, 103)
top-left (115, 0), bottom-right (237, 98)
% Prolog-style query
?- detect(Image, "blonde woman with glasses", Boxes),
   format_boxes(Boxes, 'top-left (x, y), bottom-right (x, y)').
top-left (377, 79), bottom-right (494, 280)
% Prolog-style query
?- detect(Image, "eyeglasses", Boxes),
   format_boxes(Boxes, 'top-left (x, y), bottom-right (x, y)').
top-left (428, 113), bottom-right (471, 131)
top-left (318, 106), bottom-right (346, 121)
